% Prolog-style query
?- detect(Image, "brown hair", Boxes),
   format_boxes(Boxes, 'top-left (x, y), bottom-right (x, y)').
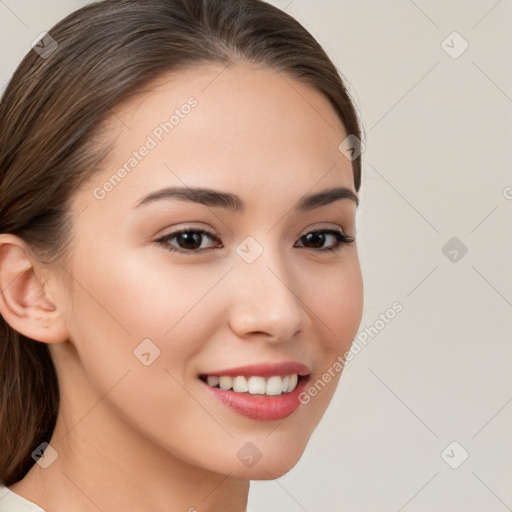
top-left (0, 0), bottom-right (364, 485)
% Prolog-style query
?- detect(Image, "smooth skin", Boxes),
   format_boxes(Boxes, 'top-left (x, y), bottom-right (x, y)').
top-left (0, 62), bottom-right (363, 512)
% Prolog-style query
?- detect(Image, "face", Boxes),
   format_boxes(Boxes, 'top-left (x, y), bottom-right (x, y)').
top-left (53, 62), bottom-right (363, 479)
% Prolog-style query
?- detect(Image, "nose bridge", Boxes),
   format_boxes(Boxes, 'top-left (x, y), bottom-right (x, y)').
top-left (228, 241), bottom-right (308, 340)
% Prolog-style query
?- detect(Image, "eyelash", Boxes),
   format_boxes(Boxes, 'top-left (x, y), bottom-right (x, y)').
top-left (155, 228), bottom-right (355, 256)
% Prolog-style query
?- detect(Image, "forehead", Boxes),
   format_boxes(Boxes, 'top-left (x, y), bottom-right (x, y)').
top-left (78, 63), bottom-right (355, 216)
top-left (114, 62), bottom-right (346, 132)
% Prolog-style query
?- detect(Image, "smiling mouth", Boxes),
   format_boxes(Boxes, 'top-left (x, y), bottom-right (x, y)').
top-left (199, 374), bottom-right (302, 396)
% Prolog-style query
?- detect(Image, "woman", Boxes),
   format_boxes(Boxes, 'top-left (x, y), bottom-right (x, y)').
top-left (0, 0), bottom-right (364, 510)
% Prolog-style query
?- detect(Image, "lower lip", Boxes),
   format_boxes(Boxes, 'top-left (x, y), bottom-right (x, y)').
top-left (200, 376), bottom-right (309, 421)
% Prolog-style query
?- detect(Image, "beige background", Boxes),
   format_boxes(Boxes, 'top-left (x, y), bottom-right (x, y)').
top-left (1, 1), bottom-right (511, 510)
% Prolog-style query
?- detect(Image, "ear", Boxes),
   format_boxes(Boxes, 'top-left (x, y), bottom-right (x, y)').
top-left (0, 234), bottom-right (69, 344)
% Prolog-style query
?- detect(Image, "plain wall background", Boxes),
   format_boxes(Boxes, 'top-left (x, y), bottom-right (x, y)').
top-left (1, 1), bottom-right (510, 510)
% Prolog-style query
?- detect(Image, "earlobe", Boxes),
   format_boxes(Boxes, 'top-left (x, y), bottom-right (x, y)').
top-left (0, 234), bottom-right (69, 344)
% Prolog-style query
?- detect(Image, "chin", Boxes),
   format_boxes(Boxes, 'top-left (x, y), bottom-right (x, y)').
top-left (248, 463), bottom-right (298, 480)
top-left (229, 442), bottom-right (308, 480)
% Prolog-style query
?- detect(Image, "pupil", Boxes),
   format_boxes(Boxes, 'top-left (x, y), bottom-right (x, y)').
top-left (305, 232), bottom-right (324, 248)
top-left (179, 233), bottom-right (201, 250)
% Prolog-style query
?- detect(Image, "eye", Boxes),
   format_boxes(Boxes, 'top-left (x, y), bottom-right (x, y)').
top-left (294, 229), bottom-right (355, 252)
top-left (155, 227), bottom-right (355, 255)
top-left (155, 228), bottom-right (221, 255)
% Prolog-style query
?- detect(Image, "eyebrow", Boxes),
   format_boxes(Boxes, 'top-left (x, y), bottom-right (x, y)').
top-left (134, 185), bottom-right (359, 211)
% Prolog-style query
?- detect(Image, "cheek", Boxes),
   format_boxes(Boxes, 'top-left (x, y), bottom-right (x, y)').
top-left (287, 256), bottom-right (362, 415)
top-left (61, 250), bottom-right (226, 443)
top-left (107, 256), bottom-right (230, 354)
top-left (66, 247), bottom-right (229, 371)
top-left (312, 256), bottom-right (364, 354)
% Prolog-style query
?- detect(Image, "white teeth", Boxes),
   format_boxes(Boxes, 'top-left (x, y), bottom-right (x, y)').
top-left (205, 374), bottom-right (301, 395)
top-left (287, 374), bottom-right (298, 393)
top-left (207, 376), bottom-right (219, 387)
top-left (248, 376), bottom-right (266, 395)
top-left (219, 376), bottom-right (233, 390)
top-left (266, 376), bottom-right (283, 395)
top-left (233, 376), bottom-right (249, 393)
top-left (282, 375), bottom-right (289, 392)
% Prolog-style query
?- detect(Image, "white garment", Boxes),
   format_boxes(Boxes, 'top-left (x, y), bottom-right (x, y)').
top-left (0, 486), bottom-right (46, 511)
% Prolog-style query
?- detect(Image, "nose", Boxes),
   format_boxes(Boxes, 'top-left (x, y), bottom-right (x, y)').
top-left (227, 250), bottom-right (309, 343)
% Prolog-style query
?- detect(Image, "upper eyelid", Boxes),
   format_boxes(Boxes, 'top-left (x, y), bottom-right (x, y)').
top-left (159, 227), bottom-right (220, 240)
top-left (157, 225), bottom-right (350, 239)
top-left (157, 219), bottom-right (352, 235)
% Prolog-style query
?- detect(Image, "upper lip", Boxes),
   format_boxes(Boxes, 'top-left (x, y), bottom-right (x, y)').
top-left (201, 361), bottom-right (310, 378)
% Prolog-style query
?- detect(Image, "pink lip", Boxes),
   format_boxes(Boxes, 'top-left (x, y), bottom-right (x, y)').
top-left (202, 361), bottom-right (310, 378)
top-left (200, 376), bottom-right (309, 421)
top-left (199, 361), bottom-right (311, 421)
